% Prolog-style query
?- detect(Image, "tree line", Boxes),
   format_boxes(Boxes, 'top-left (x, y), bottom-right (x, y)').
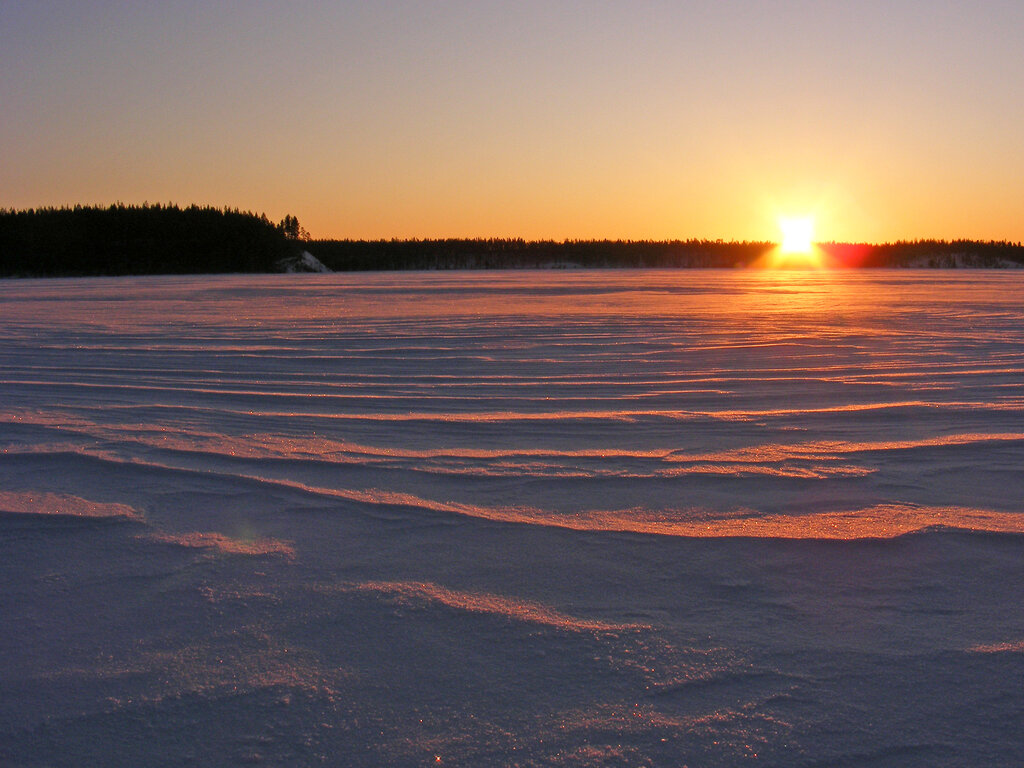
top-left (0, 204), bottom-right (303, 277)
top-left (306, 238), bottom-right (776, 270)
top-left (307, 237), bottom-right (1024, 270)
top-left (2, 204), bottom-right (1023, 276)
top-left (818, 240), bottom-right (1024, 268)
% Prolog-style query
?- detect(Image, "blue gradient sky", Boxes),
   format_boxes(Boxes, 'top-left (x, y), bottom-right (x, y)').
top-left (2, 1), bottom-right (1022, 241)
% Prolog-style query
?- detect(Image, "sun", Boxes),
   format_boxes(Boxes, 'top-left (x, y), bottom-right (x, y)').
top-left (779, 216), bottom-right (814, 254)
top-left (761, 215), bottom-right (825, 269)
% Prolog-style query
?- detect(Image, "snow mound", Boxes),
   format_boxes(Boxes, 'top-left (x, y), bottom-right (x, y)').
top-left (275, 250), bottom-right (331, 273)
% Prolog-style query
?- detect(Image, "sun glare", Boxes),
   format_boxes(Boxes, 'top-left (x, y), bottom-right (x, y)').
top-left (779, 217), bottom-right (814, 254)
top-left (759, 215), bottom-right (825, 269)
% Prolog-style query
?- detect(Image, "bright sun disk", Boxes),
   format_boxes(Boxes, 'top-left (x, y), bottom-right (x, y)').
top-left (779, 217), bottom-right (814, 254)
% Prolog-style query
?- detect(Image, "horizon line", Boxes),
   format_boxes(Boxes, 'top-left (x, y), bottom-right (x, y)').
top-left (3, 204), bottom-right (1022, 248)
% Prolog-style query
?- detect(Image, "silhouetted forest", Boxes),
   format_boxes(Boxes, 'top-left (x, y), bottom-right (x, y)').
top-left (817, 240), bottom-right (1024, 268)
top-left (0, 204), bottom-right (301, 277)
top-left (2, 205), bottom-right (1023, 276)
top-left (308, 238), bottom-right (1024, 270)
top-left (307, 238), bottom-right (775, 270)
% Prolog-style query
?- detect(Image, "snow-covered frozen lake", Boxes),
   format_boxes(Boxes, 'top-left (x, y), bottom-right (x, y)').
top-left (1, 270), bottom-right (1023, 766)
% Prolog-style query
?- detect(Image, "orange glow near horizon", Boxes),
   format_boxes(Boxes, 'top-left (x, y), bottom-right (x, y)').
top-left (2, 6), bottom-right (1023, 243)
top-left (764, 246), bottom-right (827, 269)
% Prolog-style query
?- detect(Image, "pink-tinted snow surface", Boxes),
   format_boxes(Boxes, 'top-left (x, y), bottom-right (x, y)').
top-left (1, 270), bottom-right (1022, 766)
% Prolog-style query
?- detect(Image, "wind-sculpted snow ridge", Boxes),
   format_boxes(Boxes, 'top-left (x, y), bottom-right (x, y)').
top-left (334, 580), bottom-right (647, 632)
top-left (2, 271), bottom-right (1024, 767)
top-left (145, 530), bottom-right (295, 557)
top-left (968, 640), bottom-right (1024, 654)
top-left (0, 490), bottom-right (142, 522)
top-left (8, 442), bottom-right (1020, 539)
top-left (401, 500), bottom-right (1024, 539)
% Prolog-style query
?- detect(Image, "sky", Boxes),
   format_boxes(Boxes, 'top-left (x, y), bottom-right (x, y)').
top-left (2, 1), bottom-right (1022, 242)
